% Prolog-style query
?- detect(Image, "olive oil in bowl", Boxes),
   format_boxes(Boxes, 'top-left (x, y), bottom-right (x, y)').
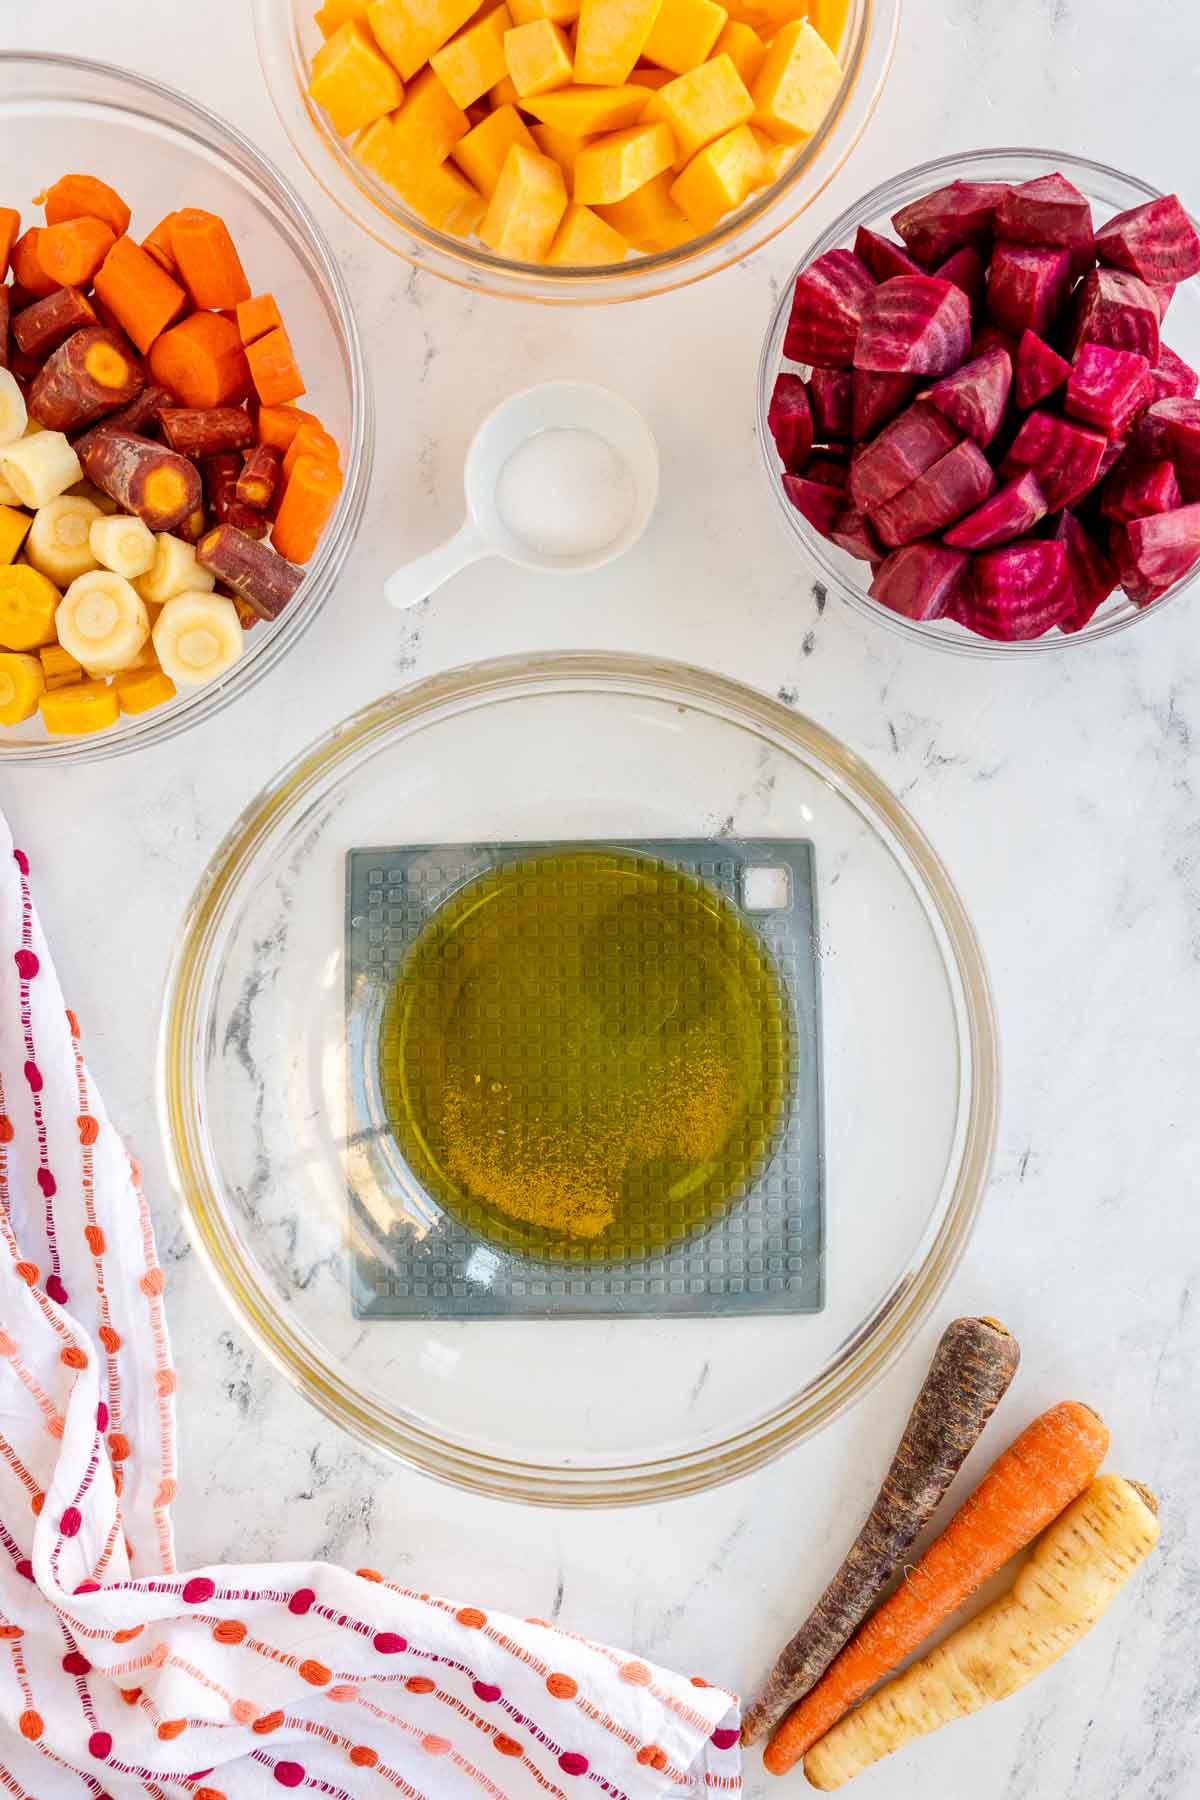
top-left (378, 848), bottom-right (793, 1264)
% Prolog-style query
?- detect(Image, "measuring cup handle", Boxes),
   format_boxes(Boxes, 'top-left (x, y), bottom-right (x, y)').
top-left (383, 520), bottom-right (489, 610)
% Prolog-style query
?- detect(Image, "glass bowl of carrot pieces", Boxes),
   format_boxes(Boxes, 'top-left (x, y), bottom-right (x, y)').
top-left (0, 53), bottom-right (372, 763)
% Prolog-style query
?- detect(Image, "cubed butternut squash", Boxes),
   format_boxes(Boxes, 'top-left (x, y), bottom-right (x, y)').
top-left (751, 19), bottom-right (842, 142)
top-left (431, 4), bottom-right (512, 107)
top-left (530, 120), bottom-right (595, 183)
top-left (453, 104), bottom-right (539, 194)
top-left (712, 18), bottom-right (765, 86)
top-left (509, 0), bottom-right (580, 21)
top-left (640, 53), bottom-right (753, 165)
top-left (545, 202), bottom-right (629, 262)
top-left (356, 108), bottom-right (485, 233)
top-left (573, 0), bottom-right (664, 85)
top-left (594, 167), bottom-right (687, 246)
top-left (368, 0), bottom-right (484, 80)
top-left (390, 65), bottom-right (472, 157)
top-left (308, 19), bottom-right (405, 135)
top-left (479, 143), bottom-right (568, 258)
top-left (669, 119), bottom-right (764, 226)
top-left (572, 120), bottom-right (675, 203)
top-left (522, 82), bottom-right (648, 132)
top-left (490, 73), bottom-right (523, 103)
top-left (809, 0), bottom-right (850, 51)
top-left (642, 0), bottom-right (727, 74)
top-left (314, 0), bottom-right (371, 35)
top-left (750, 124), bottom-right (799, 183)
top-left (628, 65), bottom-right (672, 87)
top-left (504, 19), bottom-right (574, 93)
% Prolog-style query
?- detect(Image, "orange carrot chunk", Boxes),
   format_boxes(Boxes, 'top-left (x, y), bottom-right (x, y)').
top-left (40, 174), bottom-right (132, 238)
top-left (11, 229), bottom-right (57, 298)
top-left (272, 455), bottom-right (343, 562)
top-left (236, 292), bottom-right (283, 347)
top-left (36, 218), bottom-right (116, 291)
top-left (148, 312), bottom-right (251, 409)
top-left (93, 236), bottom-right (187, 355)
top-left (0, 209), bottom-right (20, 280)
top-left (246, 325), bottom-right (305, 407)
top-left (142, 212), bottom-right (181, 275)
top-left (256, 403), bottom-right (323, 452)
top-left (167, 208), bottom-right (252, 311)
top-left (282, 420), bottom-right (341, 484)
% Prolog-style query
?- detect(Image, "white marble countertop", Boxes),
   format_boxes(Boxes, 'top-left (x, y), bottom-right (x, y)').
top-left (6, 1), bottom-right (1200, 1793)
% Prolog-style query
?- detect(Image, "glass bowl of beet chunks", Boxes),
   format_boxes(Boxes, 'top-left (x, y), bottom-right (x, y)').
top-left (759, 149), bottom-right (1200, 650)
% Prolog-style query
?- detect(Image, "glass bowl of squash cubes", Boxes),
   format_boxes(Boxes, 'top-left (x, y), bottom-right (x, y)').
top-left (0, 54), bottom-right (372, 762)
top-left (254, 0), bottom-right (899, 301)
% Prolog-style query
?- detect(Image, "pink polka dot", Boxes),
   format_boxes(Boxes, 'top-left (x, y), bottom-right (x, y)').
top-left (422, 1735), bottom-right (451, 1756)
top-left (273, 1762), bottom-right (305, 1788)
top-left (96, 1401), bottom-right (109, 1432)
top-left (182, 1577), bottom-right (215, 1604)
top-left (473, 1681), bottom-right (501, 1703)
top-left (620, 1660), bottom-right (652, 1687)
top-left (230, 1699), bottom-right (258, 1725)
top-left (45, 1274), bottom-right (69, 1306)
top-left (23, 1060), bottom-right (42, 1094)
top-left (88, 1729), bottom-right (112, 1759)
top-left (328, 1684), bottom-right (358, 1703)
top-left (711, 1728), bottom-right (739, 1751)
top-left (60, 1506), bottom-right (82, 1537)
top-left (73, 1580), bottom-right (100, 1594)
top-left (559, 1752), bottom-right (589, 1776)
top-left (36, 1168), bottom-right (56, 1198)
top-left (373, 1632), bottom-right (406, 1654)
top-left (16, 1559), bottom-right (33, 1583)
top-left (288, 1587), bottom-right (315, 1615)
top-left (13, 849), bottom-right (28, 874)
top-left (14, 949), bottom-right (38, 980)
top-left (149, 1641), bottom-right (170, 1668)
top-left (63, 1651), bottom-right (91, 1676)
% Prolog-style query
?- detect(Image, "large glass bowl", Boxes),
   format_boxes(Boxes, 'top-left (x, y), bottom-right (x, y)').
top-left (253, 0), bottom-right (899, 304)
top-left (0, 54), bottom-right (372, 763)
top-left (158, 653), bottom-right (998, 1505)
top-left (757, 148), bottom-right (1200, 656)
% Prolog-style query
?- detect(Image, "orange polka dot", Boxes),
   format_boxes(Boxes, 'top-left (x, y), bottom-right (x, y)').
top-left (140, 1268), bottom-right (165, 1297)
top-left (98, 1326), bottom-right (121, 1354)
top-left (149, 1642), bottom-right (170, 1668)
top-left (621, 1661), bottom-right (652, 1687)
top-left (108, 1431), bottom-right (130, 1461)
top-left (328, 1684), bottom-right (358, 1703)
top-left (0, 1330), bottom-right (13, 1355)
top-left (155, 1479), bottom-right (177, 1506)
top-left (112, 1470), bottom-right (123, 1497)
top-left (30, 1491), bottom-right (44, 1516)
top-left (356, 1567), bottom-right (384, 1582)
top-left (494, 1734), bottom-right (522, 1757)
top-left (422, 1736), bottom-right (451, 1757)
top-left (230, 1699), bottom-right (258, 1725)
top-left (299, 1659), bottom-right (330, 1687)
top-left (84, 1225), bottom-right (105, 1256)
top-left (690, 1675), bottom-right (709, 1688)
top-left (349, 1746), bottom-right (379, 1768)
top-left (0, 1115), bottom-right (12, 1143)
top-left (0, 1625), bottom-right (21, 1639)
top-left (157, 1719), bottom-right (186, 1741)
top-left (46, 1416), bottom-right (64, 1440)
top-left (113, 1625), bottom-right (143, 1644)
top-left (214, 1619), bottom-right (247, 1645)
top-left (456, 1606), bottom-right (487, 1629)
top-left (155, 1368), bottom-right (176, 1396)
top-left (66, 1010), bottom-right (81, 1039)
top-left (196, 1791), bottom-right (227, 1800)
top-left (120, 1687), bottom-right (142, 1705)
top-left (18, 1710), bottom-right (42, 1741)
top-left (252, 1710), bottom-right (285, 1735)
top-left (61, 1345), bottom-right (88, 1369)
top-left (15, 1262), bottom-right (37, 1286)
top-left (637, 1745), bottom-right (668, 1771)
top-left (405, 1677), bottom-right (436, 1695)
top-left (546, 1673), bottom-right (577, 1700)
top-left (77, 1115), bottom-right (100, 1146)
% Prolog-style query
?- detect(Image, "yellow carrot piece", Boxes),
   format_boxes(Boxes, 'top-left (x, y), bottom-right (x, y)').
top-left (0, 652), bottom-right (45, 725)
top-left (39, 679), bottom-right (119, 736)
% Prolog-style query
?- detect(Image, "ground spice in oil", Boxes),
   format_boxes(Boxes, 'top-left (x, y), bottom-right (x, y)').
top-left (378, 849), bottom-right (793, 1263)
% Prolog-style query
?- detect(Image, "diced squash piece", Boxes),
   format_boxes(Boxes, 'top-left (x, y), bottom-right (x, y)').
top-left (399, 66), bottom-right (473, 155)
top-left (751, 18), bottom-right (841, 143)
top-left (479, 143), bottom-right (568, 260)
top-left (367, 0), bottom-right (484, 80)
top-left (530, 121), bottom-right (594, 183)
top-left (315, 0), bottom-right (370, 33)
top-left (39, 678), bottom-right (119, 736)
top-left (595, 168), bottom-right (687, 246)
top-left (453, 105), bottom-right (538, 196)
top-left (642, 0), bottom-right (728, 74)
top-left (504, 19), bottom-right (574, 94)
top-left (431, 4), bottom-right (512, 106)
top-left (0, 505), bottom-right (31, 566)
top-left (510, 0), bottom-right (580, 20)
top-left (750, 124), bottom-right (798, 184)
top-left (641, 53), bottom-right (753, 165)
top-left (308, 19), bottom-right (405, 134)
top-left (356, 113), bottom-right (486, 233)
top-left (545, 203), bottom-right (629, 263)
top-left (574, 0), bottom-right (664, 85)
top-left (809, 0), bottom-right (850, 51)
top-left (669, 120), bottom-right (764, 227)
top-left (0, 652), bottom-right (44, 725)
top-left (522, 83), bottom-right (648, 132)
top-left (573, 121), bottom-right (675, 204)
top-left (629, 66), bottom-right (672, 87)
top-left (490, 73), bottom-right (523, 103)
top-left (713, 19), bottom-right (765, 86)
top-left (753, 0), bottom-right (810, 26)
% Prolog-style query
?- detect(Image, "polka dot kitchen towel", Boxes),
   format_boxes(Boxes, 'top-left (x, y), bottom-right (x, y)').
top-left (0, 820), bottom-right (741, 1799)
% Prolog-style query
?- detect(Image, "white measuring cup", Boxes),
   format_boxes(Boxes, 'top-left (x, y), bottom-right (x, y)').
top-left (383, 381), bottom-right (659, 610)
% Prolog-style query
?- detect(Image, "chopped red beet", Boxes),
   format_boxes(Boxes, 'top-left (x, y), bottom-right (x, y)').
top-left (1126, 504), bottom-right (1200, 586)
top-left (1054, 510), bottom-right (1119, 630)
top-left (830, 505), bottom-right (880, 561)
top-left (1069, 267), bottom-right (1160, 363)
top-left (807, 452), bottom-right (849, 488)
top-left (927, 345), bottom-right (1013, 446)
top-left (784, 250), bottom-right (876, 367)
top-left (853, 226), bottom-right (924, 282)
top-left (1065, 342), bottom-right (1153, 437)
top-left (851, 370), bottom-right (917, 440)
top-left (855, 275), bottom-right (972, 374)
top-left (995, 174), bottom-right (1095, 276)
top-left (1002, 409), bottom-right (1108, 509)
top-left (944, 470), bottom-right (1047, 548)
top-left (890, 180), bottom-right (1009, 267)
top-left (848, 401), bottom-right (960, 511)
top-left (1014, 329), bottom-right (1072, 409)
top-left (935, 246), bottom-right (987, 314)
top-left (1099, 458), bottom-right (1181, 524)
top-left (971, 323), bottom-right (1019, 362)
top-left (768, 372), bottom-right (813, 470)
top-left (986, 241), bottom-right (1072, 336)
top-left (1107, 521), bottom-right (1173, 607)
top-left (869, 542), bottom-right (969, 619)
top-left (962, 539), bottom-right (1076, 638)
top-left (1149, 282), bottom-right (1175, 323)
top-left (808, 367), bottom-right (851, 439)
top-left (1095, 195), bottom-right (1200, 286)
top-left (781, 473), bottom-right (843, 536)
top-left (1151, 343), bottom-right (1198, 403)
top-left (872, 439), bottom-right (996, 547)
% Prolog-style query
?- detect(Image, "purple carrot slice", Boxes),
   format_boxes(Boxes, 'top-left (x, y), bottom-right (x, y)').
top-left (963, 538), bottom-right (1075, 638)
top-left (851, 370), bottom-right (917, 440)
top-left (1099, 457), bottom-right (1181, 524)
top-left (927, 345), bottom-right (1012, 447)
top-left (1094, 194), bottom-right (1200, 286)
top-left (1002, 409), bottom-right (1107, 509)
top-left (782, 473), bottom-right (844, 536)
top-left (890, 180), bottom-right (1009, 267)
top-left (1126, 503), bottom-right (1200, 587)
top-left (944, 469), bottom-right (1047, 548)
top-left (848, 401), bottom-right (960, 511)
top-left (853, 226), bottom-right (924, 282)
top-left (1014, 329), bottom-right (1071, 409)
top-left (935, 246), bottom-right (986, 315)
top-left (1066, 342), bottom-right (1153, 438)
top-left (784, 250), bottom-right (876, 368)
top-left (995, 173), bottom-right (1095, 277)
top-left (830, 505), bottom-right (880, 561)
top-left (1151, 343), bottom-right (1198, 403)
top-left (768, 372), bottom-right (814, 470)
top-left (1055, 510), bottom-right (1119, 630)
top-left (808, 367), bottom-right (852, 439)
top-left (854, 275), bottom-right (972, 375)
top-left (872, 439), bottom-right (996, 547)
top-left (807, 452), bottom-right (850, 488)
top-left (869, 542), bottom-right (969, 619)
top-left (986, 241), bottom-right (1072, 337)
top-left (1068, 267), bottom-right (1160, 363)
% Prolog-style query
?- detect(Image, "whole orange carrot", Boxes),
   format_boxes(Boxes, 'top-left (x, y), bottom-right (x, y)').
top-left (763, 1399), bottom-right (1109, 1775)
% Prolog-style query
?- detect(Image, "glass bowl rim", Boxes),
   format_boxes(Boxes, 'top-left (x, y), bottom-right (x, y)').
top-left (756, 144), bottom-right (1200, 657)
top-left (158, 650), bottom-right (1000, 1506)
top-left (0, 49), bottom-right (374, 763)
